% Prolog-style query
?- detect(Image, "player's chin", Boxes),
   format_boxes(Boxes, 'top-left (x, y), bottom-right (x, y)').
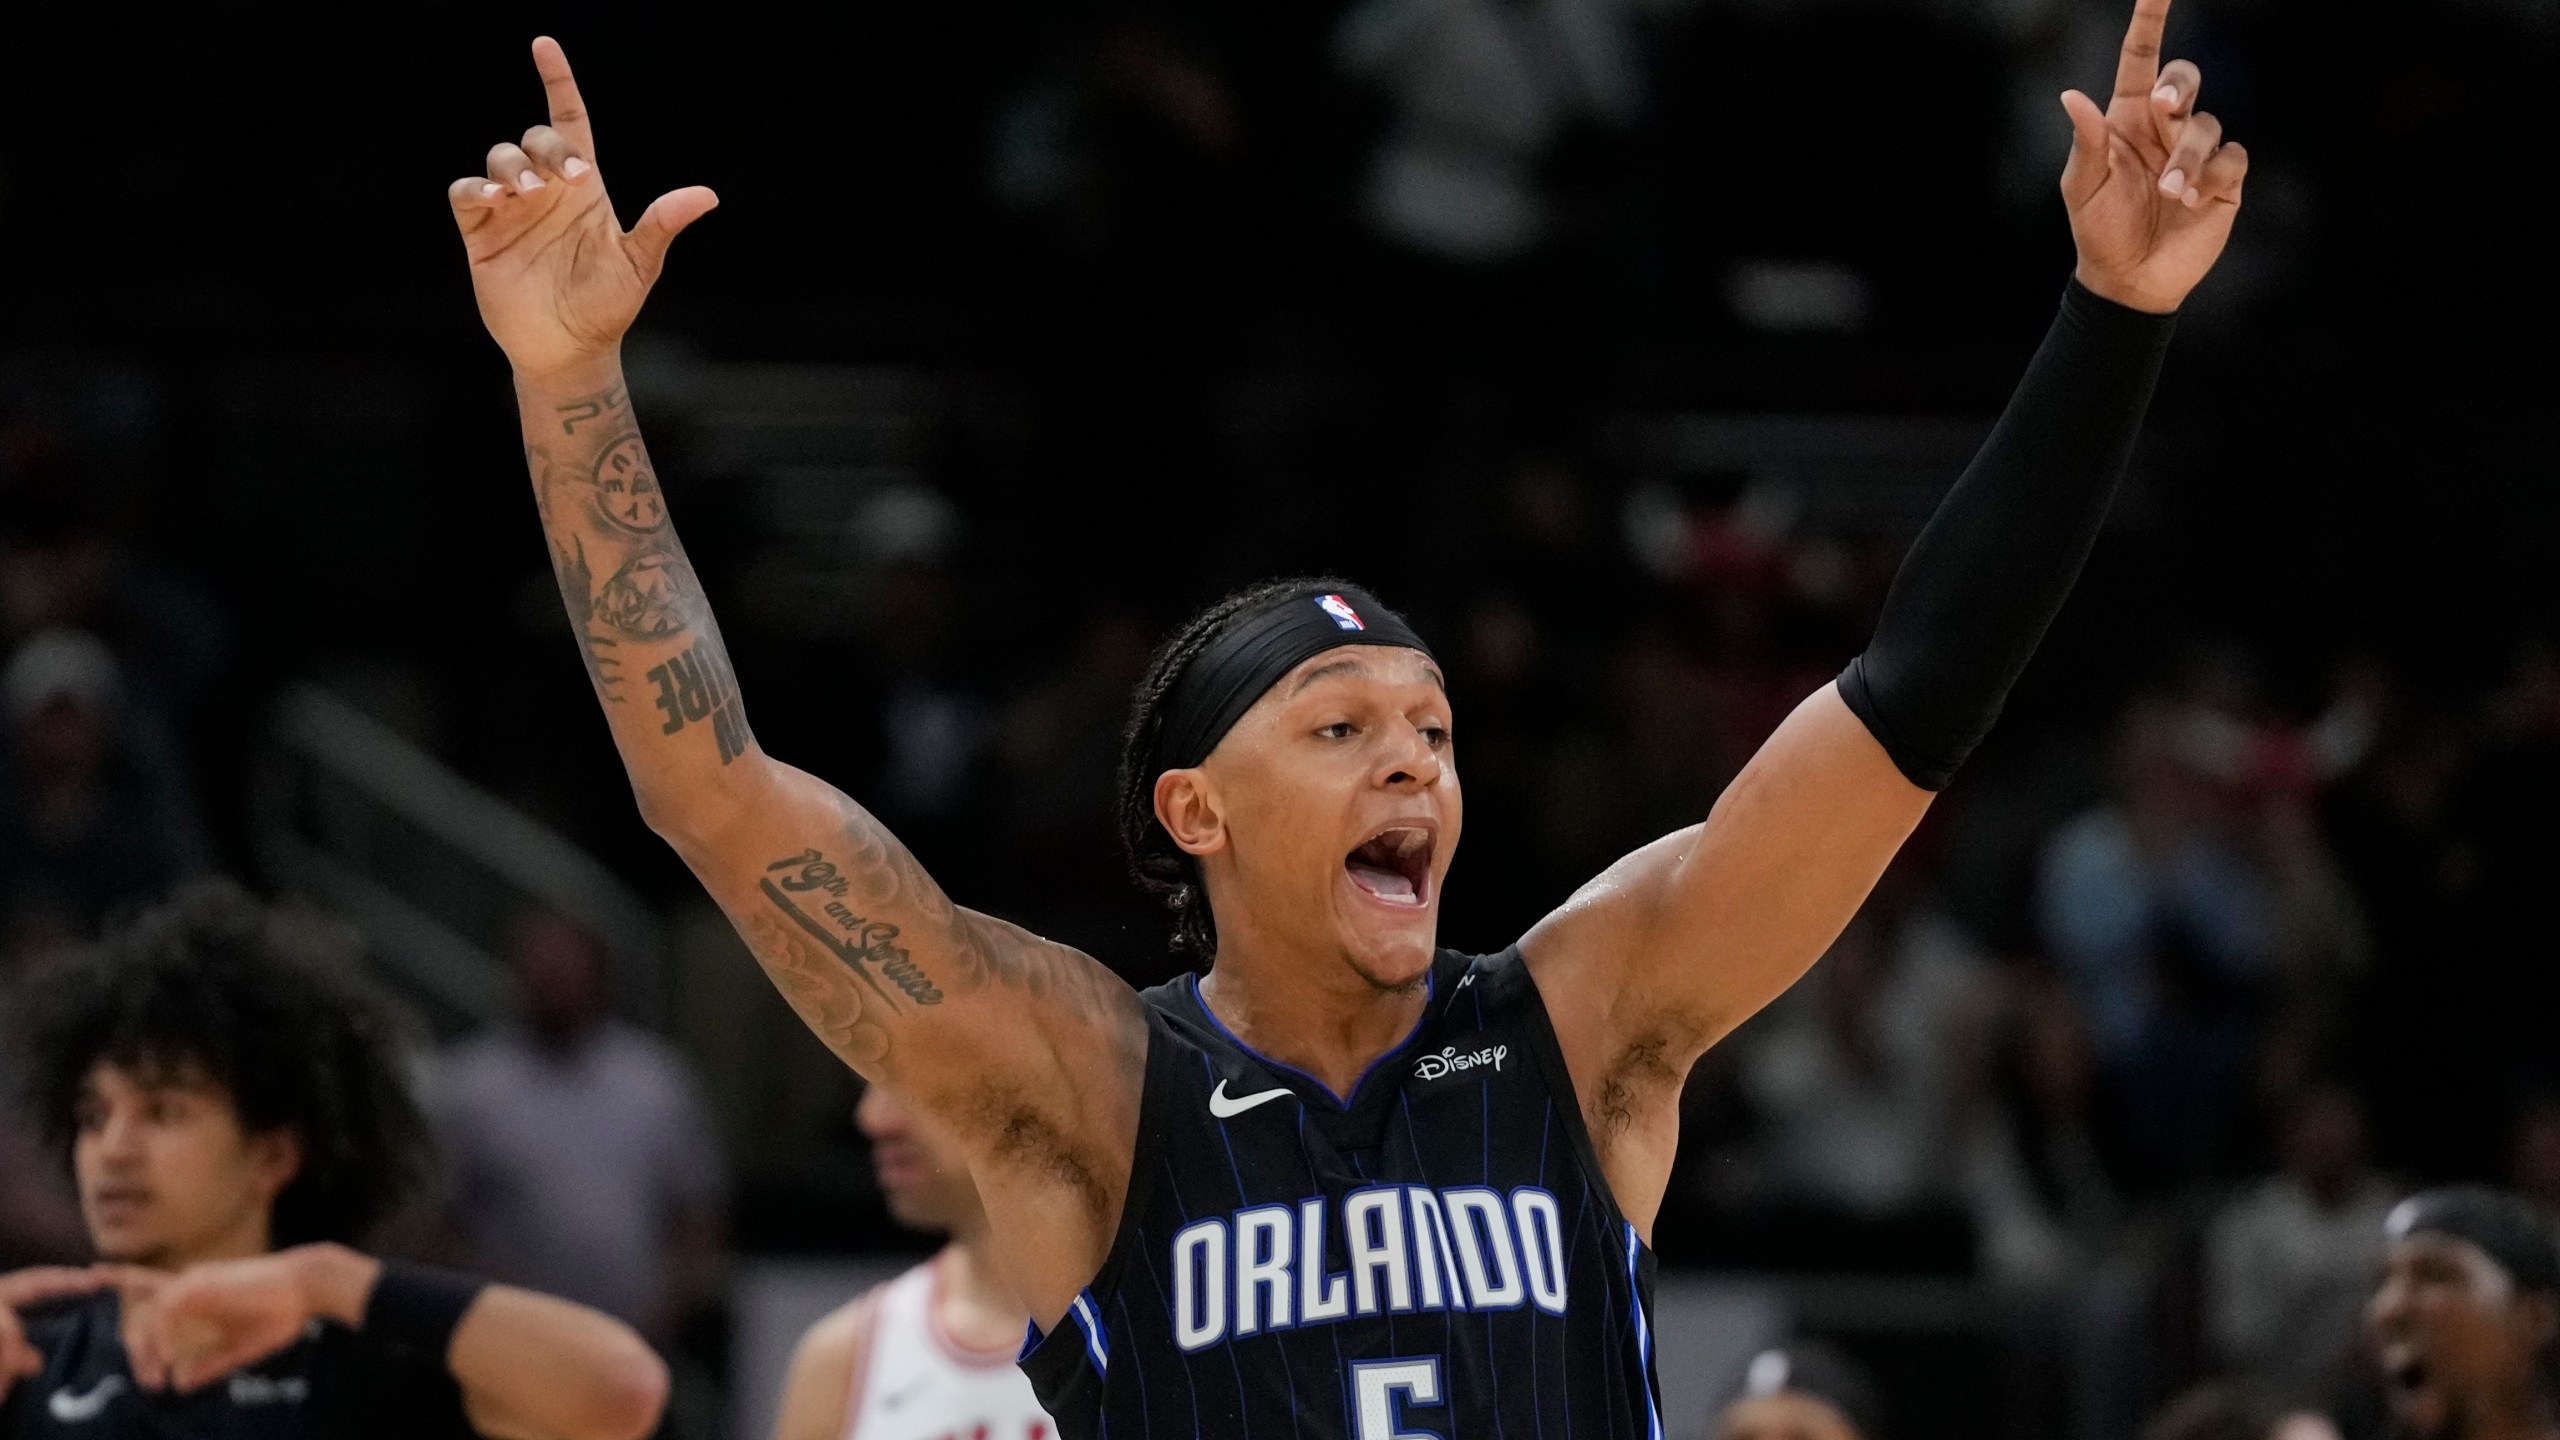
top-left (2382, 1376), bottom-right (2447, 1438)
top-left (1334, 879), bottom-right (1438, 986)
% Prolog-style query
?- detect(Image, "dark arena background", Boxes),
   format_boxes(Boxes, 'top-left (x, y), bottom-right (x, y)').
top-left (1, 2), bottom-right (2554, 1437)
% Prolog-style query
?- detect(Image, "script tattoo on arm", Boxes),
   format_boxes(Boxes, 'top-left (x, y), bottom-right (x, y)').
top-left (759, 848), bottom-right (945, 1007)
top-left (522, 377), bottom-right (755, 764)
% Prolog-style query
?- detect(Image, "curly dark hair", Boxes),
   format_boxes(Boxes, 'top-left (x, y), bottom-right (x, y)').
top-left (1116, 576), bottom-right (1425, 960)
top-left (7, 879), bottom-right (432, 1248)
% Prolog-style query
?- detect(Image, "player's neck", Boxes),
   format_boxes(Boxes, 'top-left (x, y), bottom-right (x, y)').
top-left (935, 1239), bottom-right (1029, 1354)
top-left (1197, 943), bottom-right (1429, 1100)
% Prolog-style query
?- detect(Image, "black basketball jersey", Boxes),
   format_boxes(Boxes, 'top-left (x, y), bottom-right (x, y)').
top-left (1019, 945), bottom-right (1663, 1440)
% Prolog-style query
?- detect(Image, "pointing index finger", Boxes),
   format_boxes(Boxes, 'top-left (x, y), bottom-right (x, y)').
top-left (530, 36), bottom-right (596, 161)
top-left (2112, 0), bottom-right (2172, 101)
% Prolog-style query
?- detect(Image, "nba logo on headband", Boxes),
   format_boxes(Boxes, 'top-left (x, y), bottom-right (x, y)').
top-left (1314, 594), bottom-right (1365, 631)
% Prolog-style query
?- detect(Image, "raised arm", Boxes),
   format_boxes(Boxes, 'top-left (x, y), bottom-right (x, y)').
top-left (444, 39), bottom-right (1143, 1316)
top-left (1523, 0), bottom-right (2245, 1231)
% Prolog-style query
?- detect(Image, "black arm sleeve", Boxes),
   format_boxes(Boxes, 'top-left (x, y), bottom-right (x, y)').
top-left (1836, 278), bottom-right (2176, 790)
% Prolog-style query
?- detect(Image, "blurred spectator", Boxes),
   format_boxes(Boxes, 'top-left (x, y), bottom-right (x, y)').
top-left (1713, 1341), bottom-right (1881, 1440)
top-left (989, 607), bottom-right (1156, 952)
top-left (0, 445), bottom-right (228, 717)
top-left (2037, 698), bottom-right (2271, 1188)
top-left (1739, 897), bottom-right (1998, 1218)
top-left (771, 1084), bottom-right (1050, 1440)
top-left (2204, 1084), bottom-right (2397, 1403)
top-left (430, 908), bottom-right (726, 1342)
top-left (1964, 970), bottom-right (2123, 1291)
top-left (1336, 0), bottom-right (1641, 266)
top-left (0, 934), bottom-right (83, 1267)
top-left (0, 627), bottom-right (208, 941)
top-left (2365, 1188), bottom-right (2560, 1440)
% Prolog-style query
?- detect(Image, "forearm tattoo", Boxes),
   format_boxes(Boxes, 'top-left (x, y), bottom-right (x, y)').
top-left (525, 381), bottom-right (752, 765)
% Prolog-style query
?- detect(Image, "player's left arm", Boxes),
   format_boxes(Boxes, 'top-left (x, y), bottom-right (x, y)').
top-left (108, 1246), bottom-right (667, 1440)
top-left (1522, 0), bottom-right (2246, 1235)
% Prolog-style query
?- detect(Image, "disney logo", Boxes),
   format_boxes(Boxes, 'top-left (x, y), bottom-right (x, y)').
top-left (1413, 1044), bottom-right (1507, 1081)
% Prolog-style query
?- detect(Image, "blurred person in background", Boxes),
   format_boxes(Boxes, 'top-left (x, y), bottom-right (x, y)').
top-left (430, 906), bottom-right (725, 1344)
top-left (2037, 696), bottom-right (2270, 1189)
top-left (0, 881), bottom-right (665, 1440)
top-left (1712, 1340), bottom-right (1881, 1440)
top-left (2205, 1082), bottom-right (2398, 1408)
top-left (0, 938), bottom-right (84, 1270)
top-left (0, 446), bottom-right (228, 723)
top-left (0, 629), bottom-right (207, 944)
top-left (1737, 890), bottom-right (1999, 1222)
top-left (2365, 1187), bottom-right (2560, 1440)
top-left (771, 1083), bottom-right (1050, 1440)
top-left (1334, 0), bottom-right (1640, 269)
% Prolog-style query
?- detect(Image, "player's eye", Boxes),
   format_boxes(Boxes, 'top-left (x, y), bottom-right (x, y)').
top-left (1420, 724), bottom-right (1450, 747)
top-left (1317, 721), bottom-right (1356, 740)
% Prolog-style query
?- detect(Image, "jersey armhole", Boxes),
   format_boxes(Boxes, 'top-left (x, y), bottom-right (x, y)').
top-left (1480, 945), bottom-right (1649, 1252)
top-left (1019, 1003), bottom-right (1178, 1378)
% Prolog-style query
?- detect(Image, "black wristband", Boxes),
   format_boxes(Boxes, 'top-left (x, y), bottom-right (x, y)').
top-left (361, 1261), bottom-right (488, 1362)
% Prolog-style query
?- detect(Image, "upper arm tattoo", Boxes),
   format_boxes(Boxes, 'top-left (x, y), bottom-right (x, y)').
top-left (730, 799), bottom-right (1131, 1077)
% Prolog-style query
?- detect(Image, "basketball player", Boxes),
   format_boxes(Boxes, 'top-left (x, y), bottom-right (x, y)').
top-left (0, 883), bottom-right (668, 1440)
top-left (2365, 1187), bottom-right (2560, 1440)
top-left (444, 3), bottom-right (2243, 1432)
top-left (771, 1084), bottom-right (1052, 1440)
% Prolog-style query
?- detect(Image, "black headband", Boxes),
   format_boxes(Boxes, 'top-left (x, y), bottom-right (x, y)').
top-left (1153, 585), bottom-right (1434, 774)
top-left (2388, 1187), bottom-right (2560, 1294)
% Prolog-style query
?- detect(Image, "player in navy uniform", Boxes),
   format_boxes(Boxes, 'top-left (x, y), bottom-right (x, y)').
top-left (0, 883), bottom-right (668, 1440)
top-left (443, 8), bottom-right (2244, 1433)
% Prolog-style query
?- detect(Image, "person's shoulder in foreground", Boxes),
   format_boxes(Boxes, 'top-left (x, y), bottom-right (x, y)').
top-left (0, 879), bottom-right (670, 1440)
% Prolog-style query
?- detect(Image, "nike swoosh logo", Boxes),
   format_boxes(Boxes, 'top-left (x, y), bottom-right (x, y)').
top-left (1208, 1079), bottom-right (1294, 1118)
top-left (50, 1376), bottom-right (127, 1423)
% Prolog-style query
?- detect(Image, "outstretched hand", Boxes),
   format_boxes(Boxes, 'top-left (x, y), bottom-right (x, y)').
top-left (2059, 0), bottom-right (2247, 314)
top-left (448, 37), bottom-right (717, 381)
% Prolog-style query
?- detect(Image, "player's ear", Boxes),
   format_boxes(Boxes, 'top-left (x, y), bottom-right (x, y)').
top-left (247, 1125), bottom-right (304, 1204)
top-left (1155, 768), bottom-right (1227, 857)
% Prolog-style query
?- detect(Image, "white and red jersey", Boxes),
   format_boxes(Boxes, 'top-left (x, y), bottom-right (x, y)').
top-left (841, 1252), bottom-right (1054, 1440)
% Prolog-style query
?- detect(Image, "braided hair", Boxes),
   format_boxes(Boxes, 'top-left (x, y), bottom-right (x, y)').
top-left (1116, 576), bottom-right (1364, 961)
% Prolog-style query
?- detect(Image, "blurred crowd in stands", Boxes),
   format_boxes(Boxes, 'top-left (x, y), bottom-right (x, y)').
top-left (2, 0), bottom-right (2550, 1434)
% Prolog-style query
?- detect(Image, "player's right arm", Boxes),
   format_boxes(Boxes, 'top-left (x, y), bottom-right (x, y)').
top-left (444, 38), bottom-right (1144, 1323)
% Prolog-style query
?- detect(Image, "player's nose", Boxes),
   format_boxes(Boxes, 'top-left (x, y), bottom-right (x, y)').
top-left (1374, 721), bottom-right (1444, 789)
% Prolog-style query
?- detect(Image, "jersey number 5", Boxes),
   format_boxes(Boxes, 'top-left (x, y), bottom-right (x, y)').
top-left (1349, 1357), bottom-right (1444, 1440)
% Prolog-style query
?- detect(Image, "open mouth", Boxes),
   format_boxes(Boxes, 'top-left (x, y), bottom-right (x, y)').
top-left (1345, 824), bottom-right (1434, 908)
